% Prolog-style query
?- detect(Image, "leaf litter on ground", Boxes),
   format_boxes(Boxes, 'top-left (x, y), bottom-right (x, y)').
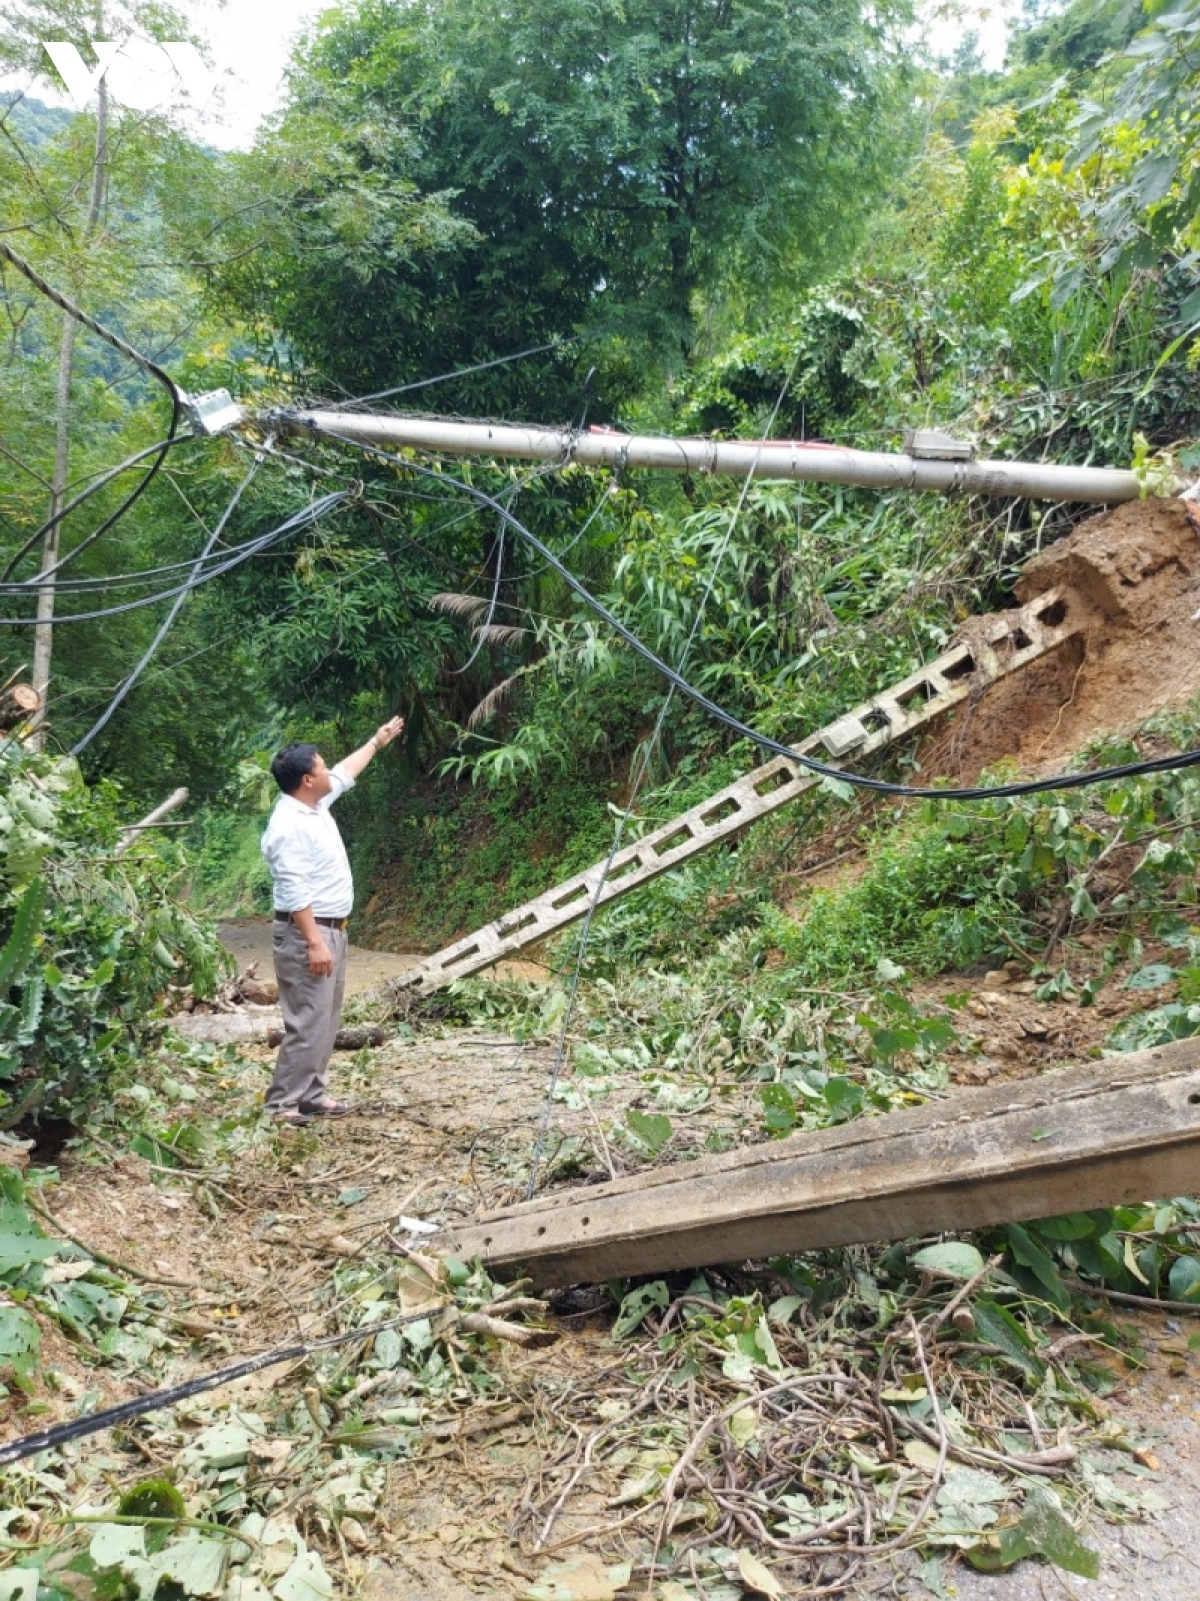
top-left (0, 997), bottom-right (1190, 1599)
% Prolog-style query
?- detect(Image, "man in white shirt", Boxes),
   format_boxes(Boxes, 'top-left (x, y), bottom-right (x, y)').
top-left (261, 717), bottom-right (403, 1124)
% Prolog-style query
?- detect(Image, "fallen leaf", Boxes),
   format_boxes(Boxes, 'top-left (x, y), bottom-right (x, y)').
top-left (148, 1532), bottom-right (227, 1597)
top-left (911, 1242), bottom-right (986, 1280)
top-left (964, 1486), bottom-right (1099, 1578)
top-left (728, 1402), bottom-right (758, 1446)
top-left (225, 1577), bottom-right (273, 1601)
top-left (607, 1470), bottom-right (660, 1508)
top-left (937, 1467), bottom-right (1008, 1510)
top-left (522, 1555), bottom-right (633, 1601)
top-left (1132, 1448), bottom-right (1161, 1472)
top-left (903, 1440), bottom-right (943, 1472)
top-left (249, 1438), bottom-right (293, 1469)
top-left (89, 1523), bottom-right (146, 1569)
top-left (274, 1548), bottom-right (337, 1601)
top-left (41, 1260), bottom-right (93, 1284)
top-left (737, 1549), bottom-right (783, 1598)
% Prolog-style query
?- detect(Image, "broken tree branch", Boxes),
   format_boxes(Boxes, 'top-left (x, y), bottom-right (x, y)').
top-left (115, 786), bottom-right (189, 855)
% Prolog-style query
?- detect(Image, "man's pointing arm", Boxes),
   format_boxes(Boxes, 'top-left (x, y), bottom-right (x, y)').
top-left (339, 715), bottom-right (405, 782)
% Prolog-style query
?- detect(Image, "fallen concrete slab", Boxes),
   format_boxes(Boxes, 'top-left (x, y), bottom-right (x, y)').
top-left (443, 1040), bottom-right (1200, 1287)
top-left (392, 586), bottom-right (1079, 997)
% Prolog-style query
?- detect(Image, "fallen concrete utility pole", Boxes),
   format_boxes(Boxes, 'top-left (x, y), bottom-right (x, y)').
top-left (282, 411), bottom-right (1145, 503)
top-left (444, 1040), bottom-right (1200, 1287)
top-left (392, 585), bottom-right (1078, 996)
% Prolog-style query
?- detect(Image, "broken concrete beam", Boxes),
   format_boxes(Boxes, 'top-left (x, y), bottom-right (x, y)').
top-left (392, 586), bottom-right (1079, 998)
top-left (443, 1041), bottom-right (1200, 1288)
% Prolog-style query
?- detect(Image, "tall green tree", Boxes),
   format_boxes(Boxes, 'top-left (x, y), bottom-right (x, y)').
top-left (0, 12), bottom-right (284, 797)
top-left (0, 3), bottom-right (203, 743)
top-left (222, 0), bottom-right (912, 411)
top-left (1067, 0), bottom-right (1200, 287)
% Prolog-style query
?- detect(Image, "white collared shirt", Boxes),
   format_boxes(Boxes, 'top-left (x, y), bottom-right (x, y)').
top-left (261, 762), bottom-right (356, 918)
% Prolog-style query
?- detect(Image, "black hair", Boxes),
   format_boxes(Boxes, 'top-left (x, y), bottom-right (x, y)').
top-left (271, 742), bottom-right (319, 794)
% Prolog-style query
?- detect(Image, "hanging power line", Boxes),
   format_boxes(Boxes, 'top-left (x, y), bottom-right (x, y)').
top-left (1, 435), bottom-right (192, 584)
top-left (0, 493), bottom-right (351, 626)
top-left (331, 333), bottom-right (583, 411)
top-left (0, 241), bottom-right (183, 572)
top-left (72, 458), bottom-right (263, 753)
top-left (297, 419), bottom-right (1200, 804)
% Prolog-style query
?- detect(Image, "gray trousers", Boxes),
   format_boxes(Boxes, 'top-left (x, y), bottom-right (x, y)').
top-left (266, 920), bottom-right (348, 1111)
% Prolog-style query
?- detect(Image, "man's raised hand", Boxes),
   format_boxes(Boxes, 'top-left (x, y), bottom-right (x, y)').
top-left (375, 715), bottom-right (405, 748)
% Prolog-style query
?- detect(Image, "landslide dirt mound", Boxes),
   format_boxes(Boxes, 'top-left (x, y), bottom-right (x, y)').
top-left (927, 498), bottom-right (1200, 782)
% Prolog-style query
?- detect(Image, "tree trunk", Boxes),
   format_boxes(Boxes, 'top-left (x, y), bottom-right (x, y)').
top-left (29, 80), bottom-right (109, 748)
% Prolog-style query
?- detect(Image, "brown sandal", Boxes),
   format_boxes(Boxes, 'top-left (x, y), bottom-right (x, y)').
top-left (300, 1099), bottom-right (351, 1118)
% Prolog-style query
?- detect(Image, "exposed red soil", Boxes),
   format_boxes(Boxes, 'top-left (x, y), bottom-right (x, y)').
top-left (927, 498), bottom-right (1200, 781)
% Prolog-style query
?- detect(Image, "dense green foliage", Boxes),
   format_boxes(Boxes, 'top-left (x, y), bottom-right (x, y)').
top-left (1, 0), bottom-right (1198, 962)
top-left (783, 722), bottom-right (1200, 986)
top-left (0, 745), bottom-right (224, 1129)
top-left (5, 22), bottom-right (1200, 1578)
top-left (221, 0), bottom-right (912, 406)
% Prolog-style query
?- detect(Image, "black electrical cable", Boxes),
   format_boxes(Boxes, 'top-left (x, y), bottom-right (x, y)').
top-left (24, 463), bottom-right (524, 604)
top-left (0, 242), bottom-right (183, 578)
top-left (333, 334), bottom-right (581, 411)
top-left (72, 459), bottom-right (263, 754)
top-left (0, 1303), bottom-right (451, 1469)
top-left (0, 493), bottom-right (350, 625)
top-left (299, 419), bottom-right (1200, 803)
top-left (1, 434), bottom-right (190, 584)
top-left (517, 474), bottom-right (612, 582)
top-left (0, 529), bottom-right (309, 596)
top-left (1, 544), bottom-right (279, 596)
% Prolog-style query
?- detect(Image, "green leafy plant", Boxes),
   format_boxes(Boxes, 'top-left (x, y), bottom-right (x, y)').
top-left (0, 748), bottom-right (225, 1130)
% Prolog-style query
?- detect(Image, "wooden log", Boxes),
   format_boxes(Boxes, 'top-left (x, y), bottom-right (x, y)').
top-left (265, 1025), bottom-right (386, 1051)
top-left (0, 682), bottom-right (41, 730)
top-left (443, 1042), bottom-right (1200, 1288)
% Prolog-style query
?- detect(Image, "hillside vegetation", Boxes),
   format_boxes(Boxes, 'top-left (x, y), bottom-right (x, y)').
top-left (1, 2), bottom-right (1200, 1597)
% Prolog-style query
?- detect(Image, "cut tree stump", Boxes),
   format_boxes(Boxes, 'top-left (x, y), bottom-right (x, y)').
top-left (0, 682), bottom-right (41, 730)
top-left (442, 1040), bottom-right (1200, 1288)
